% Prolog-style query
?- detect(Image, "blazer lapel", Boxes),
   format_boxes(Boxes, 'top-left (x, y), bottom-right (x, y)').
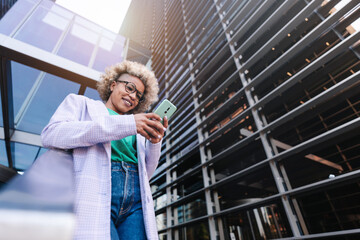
top-left (85, 98), bottom-right (112, 158)
top-left (136, 134), bottom-right (146, 166)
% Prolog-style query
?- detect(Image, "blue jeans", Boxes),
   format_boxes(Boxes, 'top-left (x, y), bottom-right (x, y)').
top-left (110, 161), bottom-right (146, 240)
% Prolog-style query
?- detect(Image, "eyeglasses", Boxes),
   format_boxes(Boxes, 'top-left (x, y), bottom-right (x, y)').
top-left (116, 80), bottom-right (145, 102)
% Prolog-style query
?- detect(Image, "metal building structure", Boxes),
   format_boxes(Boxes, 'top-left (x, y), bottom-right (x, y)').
top-left (122, 0), bottom-right (360, 239)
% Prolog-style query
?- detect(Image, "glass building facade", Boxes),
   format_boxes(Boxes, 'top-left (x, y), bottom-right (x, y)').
top-left (121, 0), bottom-right (360, 239)
top-left (0, 0), bottom-right (151, 183)
top-left (1, 0), bottom-right (18, 18)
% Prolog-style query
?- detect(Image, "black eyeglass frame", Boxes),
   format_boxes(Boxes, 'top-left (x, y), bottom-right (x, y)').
top-left (116, 80), bottom-right (145, 103)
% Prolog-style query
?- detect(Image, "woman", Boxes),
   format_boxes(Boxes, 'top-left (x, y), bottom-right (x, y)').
top-left (41, 61), bottom-right (166, 240)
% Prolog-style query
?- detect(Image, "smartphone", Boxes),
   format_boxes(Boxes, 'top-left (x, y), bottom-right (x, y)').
top-left (154, 99), bottom-right (177, 124)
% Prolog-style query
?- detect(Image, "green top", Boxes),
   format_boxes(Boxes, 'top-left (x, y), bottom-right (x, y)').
top-left (108, 108), bottom-right (137, 164)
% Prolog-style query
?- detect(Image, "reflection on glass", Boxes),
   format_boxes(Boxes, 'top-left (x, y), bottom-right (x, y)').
top-left (45, 3), bottom-right (73, 19)
top-left (154, 193), bottom-right (167, 211)
top-left (297, 181), bottom-right (360, 234)
top-left (158, 233), bottom-right (167, 240)
top-left (175, 176), bottom-right (203, 200)
top-left (276, 130), bottom-right (360, 188)
top-left (151, 176), bottom-right (166, 193)
top-left (37, 147), bottom-right (48, 157)
top-left (0, 140), bottom-right (8, 167)
top-left (223, 203), bottom-right (291, 240)
top-left (0, 85), bottom-right (2, 127)
top-left (213, 141), bottom-right (266, 181)
top-left (0, 0), bottom-right (36, 36)
top-left (57, 17), bottom-right (99, 66)
top-left (217, 166), bottom-right (278, 210)
top-left (177, 197), bottom-right (207, 223)
top-left (14, 5), bottom-right (69, 52)
top-left (13, 142), bottom-right (39, 170)
top-left (92, 35), bottom-right (125, 72)
top-left (11, 61), bottom-right (41, 117)
top-left (74, 16), bottom-right (102, 34)
top-left (17, 73), bottom-right (79, 134)
top-left (84, 87), bottom-right (101, 101)
top-left (156, 212), bottom-right (167, 230)
top-left (178, 221), bottom-right (209, 240)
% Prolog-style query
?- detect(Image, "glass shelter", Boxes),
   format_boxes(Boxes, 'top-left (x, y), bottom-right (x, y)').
top-left (0, 0), bottom-right (149, 180)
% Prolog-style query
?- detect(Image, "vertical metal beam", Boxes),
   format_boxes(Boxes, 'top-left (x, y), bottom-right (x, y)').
top-left (172, 170), bottom-right (179, 240)
top-left (213, 0), bottom-right (306, 237)
top-left (122, 38), bottom-right (130, 60)
top-left (163, 2), bottom-right (174, 239)
top-left (180, 1), bottom-right (218, 239)
top-left (246, 210), bottom-right (256, 240)
top-left (0, 57), bottom-right (15, 168)
top-left (78, 85), bottom-right (86, 95)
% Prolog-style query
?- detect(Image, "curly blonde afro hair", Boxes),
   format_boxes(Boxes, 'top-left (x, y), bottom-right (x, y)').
top-left (97, 60), bottom-right (159, 114)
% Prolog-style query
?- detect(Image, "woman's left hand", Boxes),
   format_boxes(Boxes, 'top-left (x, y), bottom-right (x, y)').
top-left (149, 115), bottom-right (168, 144)
top-left (134, 113), bottom-right (168, 144)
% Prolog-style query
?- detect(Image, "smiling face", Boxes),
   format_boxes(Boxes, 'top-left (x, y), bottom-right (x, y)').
top-left (105, 73), bottom-right (145, 115)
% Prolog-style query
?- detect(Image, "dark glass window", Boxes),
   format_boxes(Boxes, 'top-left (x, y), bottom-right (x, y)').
top-left (177, 196), bottom-right (207, 223)
top-left (173, 173), bottom-right (203, 200)
top-left (17, 73), bottom-right (80, 134)
top-left (11, 61), bottom-right (41, 117)
top-left (84, 87), bottom-right (101, 101)
top-left (152, 174), bottom-right (166, 191)
top-left (37, 147), bottom-right (48, 157)
top-left (13, 142), bottom-right (39, 170)
top-left (172, 152), bottom-right (201, 178)
top-left (0, 85), bottom-right (2, 127)
top-left (277, 134), bottom-right (360, 189)
top-left (177, 220), bottom-right (210, 240)
top-left (297, 181), bottom-right (360, 234)
top-left (0, 140), bottom-right (8, 167)
top-left (216, 166), bottom-right (278, 211)
top-left (213, 140), bottom-right (267, 179)
top-left (222, 202), bottom-right (292, 239)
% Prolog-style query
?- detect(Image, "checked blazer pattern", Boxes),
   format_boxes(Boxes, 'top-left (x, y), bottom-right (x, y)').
top-left (41, 94), bottom-right (161, 240)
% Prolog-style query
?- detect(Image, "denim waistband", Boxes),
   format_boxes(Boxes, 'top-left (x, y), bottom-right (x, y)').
top-left (111, 161), bottom-right (138, 172)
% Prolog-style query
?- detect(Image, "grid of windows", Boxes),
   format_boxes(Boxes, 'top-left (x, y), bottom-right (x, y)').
top-left (149, 0), bottom-right (360, 239)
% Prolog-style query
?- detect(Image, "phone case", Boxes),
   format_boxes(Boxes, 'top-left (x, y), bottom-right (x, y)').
top-left (154, 99), bottom-right (177, 123)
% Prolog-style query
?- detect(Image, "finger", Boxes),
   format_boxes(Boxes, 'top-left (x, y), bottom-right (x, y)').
top-left (149, 137), bottom-right (160, 144)
top-left (144, 125), bottom-right (161, 140)
top-left (145, 118), bottom-right (165, 135)
top-left (145, 113), bottom-right (162, 122)
top-left (139, 129), bottom-right (152, 141)
top-left (163, 116), bottom-right (169, 129)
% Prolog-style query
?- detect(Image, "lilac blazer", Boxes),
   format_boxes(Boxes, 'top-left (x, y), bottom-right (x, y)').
top-left (41, 94), bottom-right (160, 240)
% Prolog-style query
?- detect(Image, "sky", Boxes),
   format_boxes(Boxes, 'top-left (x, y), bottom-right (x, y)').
top-left (56, 0), bottom-right (132, 33)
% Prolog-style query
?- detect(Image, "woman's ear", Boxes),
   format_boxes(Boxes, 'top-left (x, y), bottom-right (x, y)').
top-left (110, 81), bottom-right (116, 92)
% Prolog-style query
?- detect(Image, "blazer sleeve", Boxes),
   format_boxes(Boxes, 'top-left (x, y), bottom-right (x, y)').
top-left (145, 141), bottom-right (162, 179)
top-left (41, 94), bottom-right (137, 149)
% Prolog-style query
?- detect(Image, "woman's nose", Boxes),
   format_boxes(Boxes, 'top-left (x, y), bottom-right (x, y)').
top-left (128, 91), bottom-right (137, 101)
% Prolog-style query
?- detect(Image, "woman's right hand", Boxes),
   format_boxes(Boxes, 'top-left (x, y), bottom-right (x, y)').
top-left (134, 113), bottom-right (166, 143)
